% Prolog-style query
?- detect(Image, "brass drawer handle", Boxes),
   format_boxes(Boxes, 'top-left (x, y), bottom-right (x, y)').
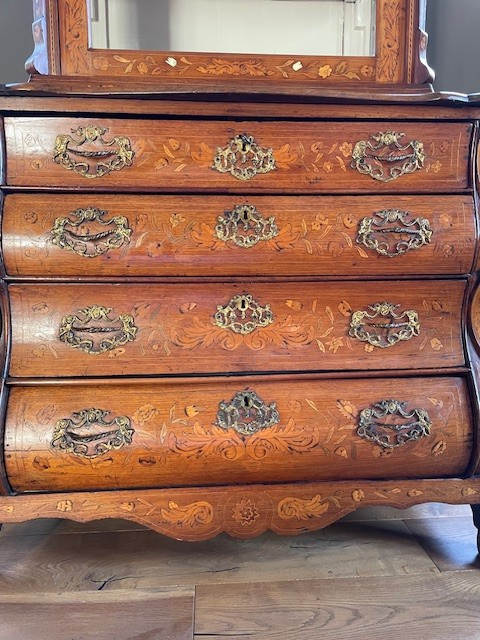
top-left (216, 390), bottom-right (280, 435)
top-left (52, 408), bottom-right (134, 458)
top-left (215, 204), bottom-right (279, 247)
top-left (214, 293), bottom-right (274, 335)
top-left (357, 209), bottom-right (432, 257)
top-left (59, 304), bottom-right (138, 355)
top-left (357, 399), bottom-right (431, 449)
top-left (212, 133), bottom-right (276, 181)
top-left (51, 207), bottom-right (132, 257)
top-left (351, 131), bottom-right (425, 182)
top-left (53, 125), bottom-right (134, 179)
top-left (349, 302), bottom-right (420, 348)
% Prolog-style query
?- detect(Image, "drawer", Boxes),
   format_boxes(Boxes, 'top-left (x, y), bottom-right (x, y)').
top-left (2, 194), bottom-right (475, 277)
top-left (4, 118), bottom-right (472, 193)
top-left (9, 280), bottom-right (465, 378)
top-left (4, 376), bottom-right (473, 492)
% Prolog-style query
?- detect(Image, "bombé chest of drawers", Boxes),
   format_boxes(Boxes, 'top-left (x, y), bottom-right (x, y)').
top-left (1, 91), bottom-right (480, 544)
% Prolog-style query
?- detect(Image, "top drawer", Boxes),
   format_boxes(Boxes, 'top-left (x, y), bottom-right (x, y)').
top-left (3, 118), bottom-right (472, 193)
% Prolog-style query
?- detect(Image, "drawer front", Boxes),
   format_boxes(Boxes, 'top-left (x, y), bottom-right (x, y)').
top-left (4, 118), bottom-right (471, 192)
top-left (4, 376), bottom-right (473, 492)
top-left (9, 280), bottom-right (465, 378)
top-left (3, 194), bottom-right (475, 277)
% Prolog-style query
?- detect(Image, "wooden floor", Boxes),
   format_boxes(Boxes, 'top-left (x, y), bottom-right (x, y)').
top-left (1, 503), bottom-right (479, 640)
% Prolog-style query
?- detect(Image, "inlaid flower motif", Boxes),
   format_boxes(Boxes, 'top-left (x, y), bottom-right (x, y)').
top-left (339, 142), bottom-right (353, 157)
top-left (372, 445), bottom-right (394, 458)
top-left (364, 344), bottom-right (374, 353)
top-left (430, 160), bottom-right (442, 173)
top-left (351, 489), bottom-right (365, 503)
top-left (133, 403), bottom-right (159, 424)
top-left (311, 213), bottom-right (329, 230)
top-left (154, 157), bottom-right (169, 170)
top-left (318, 64), bottom-right (333, 78)
top-left (338, 300), bottom-right (352, 317)
top-left (360, 64), bottom-right (375, 78)
top-left (120, 502), bottom-right (136, 512)
top-left (439, 213), bottom-right (452, 228)
top-left (343, 213), bottom-right (356, 229)
top-left (24, 211), bottom-right (38, 224)
top-left (328, 241), bottom-right (345, 258)
top-left (323, 161), bottom-right (334, 173)
top-left (137, 62), bottom-right (149, 75)
top-left (147, 242), bottom-right (163, 258)
top-left (56, 500), bottom-right (73, 512)
top-left (135, 213), bottom-right (148, 231)
top-left (430, 337), bottom-right (444, 351)
top-left (232, 498), bottom-right (260, 526)
top-left (407, 489), bottom-right (423, 497)
top-left (441, 244), bottom-right (454, 257)
top-left (168, 138), bottom-right (181, 151)
top-left (170, 213), bottom-right (186, 228)
top-left (326, 336), bottom-right (343, 353)
top-left (311, 142), bottom-right (323, 153)
top-left (336, 399), bottom-right (358, 420)
top-left (462, 487), bottom-right (478, 497)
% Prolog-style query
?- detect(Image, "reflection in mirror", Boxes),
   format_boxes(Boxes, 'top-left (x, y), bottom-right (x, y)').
top-left (88, 0), bottom-right (376, 56)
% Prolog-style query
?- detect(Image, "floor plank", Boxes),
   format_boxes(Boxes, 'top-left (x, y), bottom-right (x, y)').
top-left (0, 589), bottom-right (194, 640)
top-left (405, 515), bottom-right (480, 572)
top-left (0, 520), bottom-right (438, 594)
top-left (195, 573), bottom-right (480, 640)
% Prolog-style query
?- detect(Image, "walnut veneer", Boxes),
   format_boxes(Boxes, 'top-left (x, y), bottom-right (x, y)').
top-left (1, 90), bottom-right (480, 545)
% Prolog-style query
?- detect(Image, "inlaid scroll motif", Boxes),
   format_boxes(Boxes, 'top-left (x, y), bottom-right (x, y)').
top-left (58, 305), bottom-right (138, 354)
top-left (51, 207), bottom-right (132, 257)
top-left (51, 408), bottom-right (134, 458)
top-left (215, 204), bottom-right (279, 247)
top-left (349, 302), bottom-right (420, 348)
top-left (356, 209), bottom-right (433, 257)
top-left (351, 132), bottom-right (425, 182)
top-left (214, 294), bottom-right (274, 335)
top-left (212, 134), bottom-right (276, 180)
top-left (357, 399), bottom-right (432, 449)
top-left (216, 390), bottom-right (280, 436)
top-left (53, 125), bottom-right (134, 178)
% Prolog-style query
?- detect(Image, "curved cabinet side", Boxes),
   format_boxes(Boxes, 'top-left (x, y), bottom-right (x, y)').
top-left (0, 281), bottom-right (11, 495)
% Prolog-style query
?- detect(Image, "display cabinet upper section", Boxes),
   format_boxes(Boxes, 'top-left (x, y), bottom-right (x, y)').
top-left (26, 0), bottom-right (433, 91)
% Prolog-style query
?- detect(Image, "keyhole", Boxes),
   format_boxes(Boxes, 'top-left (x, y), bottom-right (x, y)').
top-left (240, 298), bottom-right (248, 311)
top-left (243, 395), bottom-right (252, 409)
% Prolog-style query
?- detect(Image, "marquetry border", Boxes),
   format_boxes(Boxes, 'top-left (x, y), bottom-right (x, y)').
top-left (26, 0), bottom-right (429, 87)
top-left (1, 478), bottom-right (479, 541)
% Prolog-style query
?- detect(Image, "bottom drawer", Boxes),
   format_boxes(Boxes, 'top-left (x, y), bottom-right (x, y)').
top-left (4, 376), bottom-right (473, 492)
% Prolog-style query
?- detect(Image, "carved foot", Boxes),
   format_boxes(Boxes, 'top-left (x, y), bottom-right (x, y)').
top-left (471, 505), bottom-right (480, 553)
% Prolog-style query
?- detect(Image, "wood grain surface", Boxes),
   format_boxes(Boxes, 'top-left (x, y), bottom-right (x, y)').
top-left (4, 376), bottom-right (472, 492)
top-left (0, 589), bottom-right (194, 640)
top-left (2, 193), bottom-right (475, 277)
top-left (195, 573), bottom-right (480, 640)
top-left (8, 280), bottom-right (466, 378)
top-left (4, 118), bottom-right (471, 192)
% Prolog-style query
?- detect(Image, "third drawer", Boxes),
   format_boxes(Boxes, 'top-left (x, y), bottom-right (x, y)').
top-left (8, 280), bottom-right (466, 378)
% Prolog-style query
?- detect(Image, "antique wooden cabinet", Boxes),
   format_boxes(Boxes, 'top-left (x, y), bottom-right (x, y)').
top-left (1, 0), bottom-right (480, 546)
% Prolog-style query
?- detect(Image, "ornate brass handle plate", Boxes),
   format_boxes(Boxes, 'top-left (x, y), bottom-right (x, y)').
top-left (351, 132), bottom-right (425, 183)
top-left (59, 305), bottom-right (138, 355)
top-left (53, 125), bottom-right (134, 179)
top-left (216, 390), bottom-right (280, 435)
top-left (52, 408), bottom-right (134, 458)
top-left (356, 209), bottom-right (433, 257)
top-left (215, 204), bottom-right (279, 247)
top-left (51, 207), bottom-right (132, 257)
top-left (214, 294), bottom-right (274, 335)
top-left (349, 302), bottom-right (420, 348)
top-left (357, 399), bottom-right (432, 449)
top-left (212, 134), bottom-right (276, 181)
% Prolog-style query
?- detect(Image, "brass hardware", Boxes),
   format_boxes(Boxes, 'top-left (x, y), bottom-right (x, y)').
top-left (214, 294), bottom-right (274, 335)
top-left (52, 408), bottom-right (134, 458)
top-left (58, 305), bottom-right (137, 355)
top-left (349, 302), bottom-right (420, 348)
top-left (53, 125), bottom-right (134, 179)
top-left (215, 204), bottom-right (279, 248)
top-left (351, 132), bottom-right (425, 182)
top-left (216, 390), bottom-right (280, 435)
top-left (357, 399), bottom-right (431, 449)
top-left (51, 207), bottom-right (132, 257)
top-left (357, 209), bottom-right (432, 257)
top-left (212, 134), bottom-right (276, 181)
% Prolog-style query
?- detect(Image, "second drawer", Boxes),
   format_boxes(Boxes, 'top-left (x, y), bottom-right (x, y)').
top-left (9, 280), bottom-right (465, 378)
